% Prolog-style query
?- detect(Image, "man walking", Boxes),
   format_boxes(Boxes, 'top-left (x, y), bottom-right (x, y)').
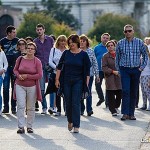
top-left (116, 24), bottom-right (148, 120)
top-left (0, 25), bottom-right (19, 114)
top-left (94, 33), bottom-right (110, 107)
top-left (34, 23), bottom-right (54, 114)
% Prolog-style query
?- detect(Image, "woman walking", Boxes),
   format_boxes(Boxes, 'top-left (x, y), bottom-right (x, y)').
top-left (55, 34), bottom-right (91, 133)
top-left (13, 42), bottom-right (42, 134)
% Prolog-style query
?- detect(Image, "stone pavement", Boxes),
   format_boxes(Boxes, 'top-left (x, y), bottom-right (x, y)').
top-left (0, 88), bottom-right (150, 150)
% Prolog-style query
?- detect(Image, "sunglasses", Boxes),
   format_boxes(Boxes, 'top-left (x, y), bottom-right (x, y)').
top-left (124, 30), bottom-right (132, 33)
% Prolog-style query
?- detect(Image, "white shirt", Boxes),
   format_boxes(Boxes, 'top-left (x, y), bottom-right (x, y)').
top-left (49, 47), bottom-right (65, 71)
top-left (0, 51), bottom-right (8, 78)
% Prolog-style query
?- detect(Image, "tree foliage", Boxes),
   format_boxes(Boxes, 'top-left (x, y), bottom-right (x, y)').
top-left (41, 0), bottom-right (80, 30)
top-left (88, 13), bottom-right (141, 42)
top-left (17, 12), bottom-right (75, 39)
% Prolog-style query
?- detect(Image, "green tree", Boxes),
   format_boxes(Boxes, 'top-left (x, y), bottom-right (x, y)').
top-left (0, 0), bottom-right (2, 5)
top-left (88, 13), bottom-right (141, 42)
top-left (17, 12), bottom-right (74, 39)
top-left (41, 0), bottom-right (80, 30)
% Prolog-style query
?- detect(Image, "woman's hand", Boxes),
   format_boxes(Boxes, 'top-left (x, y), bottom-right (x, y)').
top-left (113, 71), bottom-right (119, 76)
top-left (18, 74), bottom-right (27, 80)
top-left (55, 79), bottom-right (60, 88)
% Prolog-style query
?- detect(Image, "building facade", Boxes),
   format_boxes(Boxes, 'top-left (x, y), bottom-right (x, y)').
top-left (0, 0), bottom-right (150, 38)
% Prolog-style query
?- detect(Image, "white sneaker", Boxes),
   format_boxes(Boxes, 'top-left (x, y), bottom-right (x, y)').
top-left (112, 113), bottom-right (117, 116)
top-left (146, 106), bottom-right (150, 111)
top-left (115, 108), bottom-right (120, 114)
top-left (53, 107), bottom-right (57, 113)
top-left (48, 107), bottom-right (54, 114)
top-left (41, 109), bottom-right (47, 114)
top-left (54, 112), bottom-right (61, 116)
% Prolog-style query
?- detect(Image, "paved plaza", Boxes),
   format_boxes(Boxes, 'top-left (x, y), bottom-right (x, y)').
top-left (0, 86), bottom-right (150, 150)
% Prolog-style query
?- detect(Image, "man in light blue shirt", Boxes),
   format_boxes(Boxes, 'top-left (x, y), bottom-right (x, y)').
top-left (94, 33), bottom-right (110, 107)
top-left (116, 24), bottom-right (148, 120)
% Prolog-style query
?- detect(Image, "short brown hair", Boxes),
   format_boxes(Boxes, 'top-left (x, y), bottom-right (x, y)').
top-left (67, 34), bottom-right (80, 48)
top-left (105, 40), bottom-right (116, 48)
top-left (79, 34), bottom-right (90, 48)
top-left (101, 33), bottom-right (111, 38)
top-left (27, 42), bottom-right (37, 50)
top-left (17, 38), bottom-right (27, 50)
top-left (36, 23), bottom-right (45, 29)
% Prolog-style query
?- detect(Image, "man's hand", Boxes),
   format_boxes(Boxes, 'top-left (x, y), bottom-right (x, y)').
top-left (95, 76), bottom-right (100, 83)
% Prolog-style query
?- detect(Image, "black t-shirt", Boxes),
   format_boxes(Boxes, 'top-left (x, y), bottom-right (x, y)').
top-left (0, 37), bottom-right (19, 66)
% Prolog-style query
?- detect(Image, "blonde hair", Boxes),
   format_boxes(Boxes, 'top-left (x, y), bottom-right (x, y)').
top-left (0, 45), bottom-right (2, 52)
top-left (54, 35), bottom-right (67, 49)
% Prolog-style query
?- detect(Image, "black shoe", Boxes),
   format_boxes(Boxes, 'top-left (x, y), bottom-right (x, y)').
top-left (87, 111), bottom-right (93, 116)
top-left (17, 128), bottom-right (25, 134)
top-left (12, 111), bottom-right (16, 114)
top-left (140, 105), bottom-right (147, 110)
top-left (135, 105), bottom-right (138, 108)
top-left (27, 128), bottom-right (33, 133)
top-left (81, 112), bottom-right (84, 116)
top-left (35, 108), bottom-right (39, 111)
top-left (129, 116), bottom-right (136, 120)
top-left (96, 100), bottom-right (104, 106)
top-left (2, 109), bottom-right (9, 113)
top-left (121, 115), bottom-right (129, 121)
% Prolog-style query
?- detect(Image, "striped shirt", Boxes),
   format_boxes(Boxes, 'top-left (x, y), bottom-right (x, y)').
top-left (86, 48), bottom-right (99, 77)
top-left (116, 37), bottom-right (148, 70)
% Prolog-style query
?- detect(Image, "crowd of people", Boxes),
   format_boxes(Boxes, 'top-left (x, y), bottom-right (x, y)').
top-left (0, 24), bottom-right (149, 134)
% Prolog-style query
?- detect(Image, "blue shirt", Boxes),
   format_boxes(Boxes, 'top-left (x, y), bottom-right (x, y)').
top-left (94, 43), bottom-right (107, 71)
top-left (116, 37), bottom-right (148, 70)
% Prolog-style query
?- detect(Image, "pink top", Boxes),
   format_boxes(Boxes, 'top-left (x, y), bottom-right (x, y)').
top-left (13, 56), bottom-right (43, 101)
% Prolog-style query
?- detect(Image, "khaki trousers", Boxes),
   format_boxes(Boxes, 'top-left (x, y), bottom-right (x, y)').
top-left (16, 84), bottom-right (36, 128)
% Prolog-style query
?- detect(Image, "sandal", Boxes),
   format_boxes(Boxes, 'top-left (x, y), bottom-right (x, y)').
top-left (17, 128), bottom-right (25, 134)
top-left (27, 128), bottom-right (33, 133)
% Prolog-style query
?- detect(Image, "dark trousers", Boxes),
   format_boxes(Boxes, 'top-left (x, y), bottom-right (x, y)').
top-left (120, 67), bottom-right (141, 116)
top-left (107, 90), bottom-right (122, 114)
top-left (64, 79), bottom-right (83, 128)
top-left (95, 71), bottom-right (108, 105)
top-left (81, 76), bottom-right (93, 113)
top-left (3, 66), bottom-right (16, 111)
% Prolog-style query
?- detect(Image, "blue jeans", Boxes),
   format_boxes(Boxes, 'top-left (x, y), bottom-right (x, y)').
top-left (95, 71), bottom-right (108, 105)
top-left (64, 79), bottom-right (83, 128)
top-left (49, 93), bottom-right (55, 108)
top-left (0, 76), bottom-right (3, 110)
top-left (120, 67), bottom-right (141, 116)
top-left (40, 68), bottom-right (49, 110)
top-left (3, 66), bottom-right (16, 111)
top-left (81, 76), bottom-right (93, 113)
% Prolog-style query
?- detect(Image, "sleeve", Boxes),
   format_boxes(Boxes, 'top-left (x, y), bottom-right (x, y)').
top-left (49, 48), bottom-right (56, 69)
top-left (115, 43), bottom-right (120, 71)
top-left (2, 51), bottom-right (8, 71)
top-left (91, 50), bottom-right (99, 77)
top-left (102, 54), bottom-right (113, 75)
top-left (27, 58), bottom-right (43, 80)
top-left (85, 52), bottom-right (91, 76)
top-left (57, 50), bottom-right (67, 70)
top-left (140, 42), bottom-right (148, 70)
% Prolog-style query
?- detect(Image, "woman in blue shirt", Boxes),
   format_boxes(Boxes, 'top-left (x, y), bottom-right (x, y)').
top-left (55, 34), bottom-right (91, 133)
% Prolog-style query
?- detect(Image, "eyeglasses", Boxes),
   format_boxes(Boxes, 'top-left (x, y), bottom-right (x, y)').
top-left (124, 30), bottom-right (132, 33)
top-left (18, 43), bottom-right (25, 46)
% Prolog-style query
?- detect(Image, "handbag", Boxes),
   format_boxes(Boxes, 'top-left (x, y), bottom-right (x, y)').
top-left (44, 72), bottom-right (57, 96)
top-left (45, 48), bottom-right (55, 73)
